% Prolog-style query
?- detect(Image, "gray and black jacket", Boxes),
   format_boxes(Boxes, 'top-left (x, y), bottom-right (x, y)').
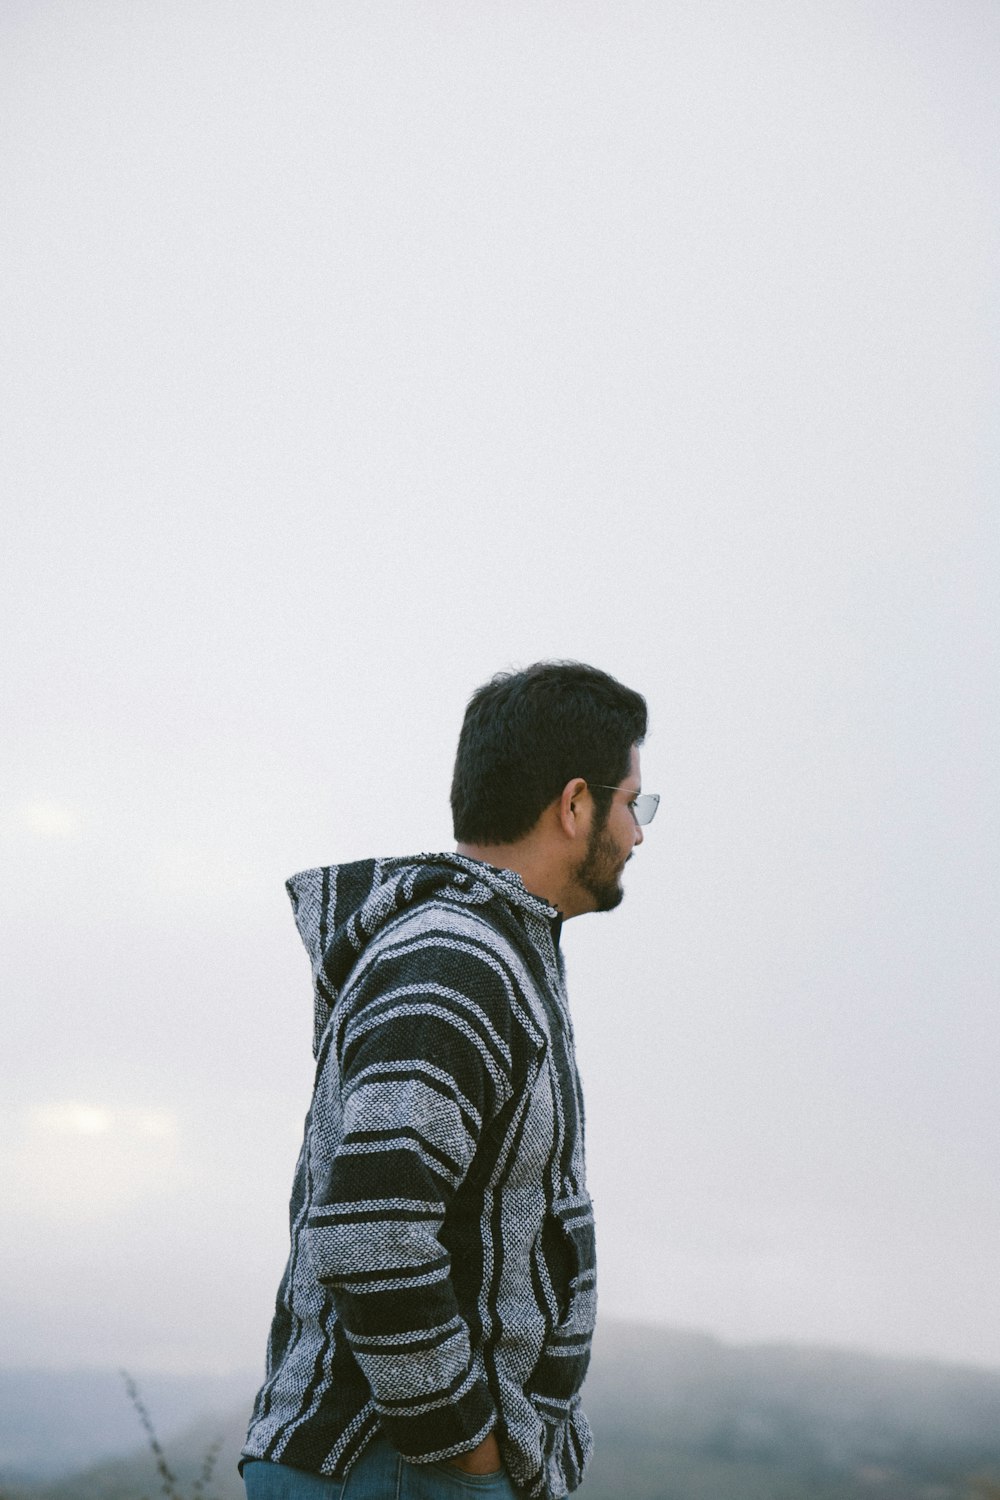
top-left (242, 854), bottom-right (596, 1500)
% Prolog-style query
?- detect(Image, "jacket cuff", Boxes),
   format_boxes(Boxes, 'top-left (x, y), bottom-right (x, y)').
top-left (378, 1375), bottom-right (497, 1464)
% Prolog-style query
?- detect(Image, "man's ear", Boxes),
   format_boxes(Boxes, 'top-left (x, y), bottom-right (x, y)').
top-left (557, 778), bottom-right (589, 839)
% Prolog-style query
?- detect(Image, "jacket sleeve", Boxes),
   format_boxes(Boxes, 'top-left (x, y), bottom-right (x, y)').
top-left (303, 922), bottom-right (517, 1462)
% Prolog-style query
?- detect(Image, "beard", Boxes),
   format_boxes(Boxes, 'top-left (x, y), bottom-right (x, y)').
top-left (575, 821), bottom-right (627, 913)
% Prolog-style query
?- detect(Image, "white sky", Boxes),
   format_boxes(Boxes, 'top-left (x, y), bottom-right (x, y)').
top-left (2, 0), bottom-right (998, 1375)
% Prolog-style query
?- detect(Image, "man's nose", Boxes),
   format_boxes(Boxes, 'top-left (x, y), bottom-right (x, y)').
top-left (633, 819), bottom-right (644, 847)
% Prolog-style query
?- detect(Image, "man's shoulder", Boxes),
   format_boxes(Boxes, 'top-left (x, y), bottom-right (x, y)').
top-left (344, 896), bottom-right (551, 1051)
top-left (369, 891), bottom-right (532, 968)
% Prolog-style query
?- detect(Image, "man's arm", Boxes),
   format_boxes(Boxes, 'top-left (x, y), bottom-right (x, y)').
top-left (304, 932), bottom-right (516, 1463)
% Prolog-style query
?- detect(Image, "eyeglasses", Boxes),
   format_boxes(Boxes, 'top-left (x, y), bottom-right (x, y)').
top-left (589, 785), bottom-right (660, 826)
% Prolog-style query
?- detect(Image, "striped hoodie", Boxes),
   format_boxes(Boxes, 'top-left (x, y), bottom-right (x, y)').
top-left (241, 853), bottom-right (596, 1499)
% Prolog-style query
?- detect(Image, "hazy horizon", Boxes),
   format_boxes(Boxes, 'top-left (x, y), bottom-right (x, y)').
top-left (5, 1311), bottom-right (1000, 1380)
top-left (7, 1320), bottom-right (1000, 1500)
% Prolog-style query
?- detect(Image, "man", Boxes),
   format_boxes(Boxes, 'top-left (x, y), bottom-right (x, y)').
top-left (242, 661), bottom-right (656, 1500)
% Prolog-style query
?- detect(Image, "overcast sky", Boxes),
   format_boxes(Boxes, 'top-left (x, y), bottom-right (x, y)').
top-left (2, 0), bottom-right (998, 1378)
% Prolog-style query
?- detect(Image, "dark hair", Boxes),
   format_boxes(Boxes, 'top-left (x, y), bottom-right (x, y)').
top-left (451, 661), bottom-right (648, 844)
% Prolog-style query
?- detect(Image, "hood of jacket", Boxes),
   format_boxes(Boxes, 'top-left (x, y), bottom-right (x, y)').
top-left (285, 852), bottom-right (560, 1055)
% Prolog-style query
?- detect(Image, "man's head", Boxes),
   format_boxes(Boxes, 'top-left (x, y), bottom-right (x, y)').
top-left (451, 661), bottom-right (651, 917)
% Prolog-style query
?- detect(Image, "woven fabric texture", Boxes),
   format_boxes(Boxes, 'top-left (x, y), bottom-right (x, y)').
top-left (242, 854), bottom-right (596, 1500)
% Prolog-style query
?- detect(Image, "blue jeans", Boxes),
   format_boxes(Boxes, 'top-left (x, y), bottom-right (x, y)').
top-left (243, 1438), bottom-right (524, 1500)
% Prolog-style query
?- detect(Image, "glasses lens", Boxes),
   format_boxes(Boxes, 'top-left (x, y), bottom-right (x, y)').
top-left (633, 793), bottom-right (659, 826)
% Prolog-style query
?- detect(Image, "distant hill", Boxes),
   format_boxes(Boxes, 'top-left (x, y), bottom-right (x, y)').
top-left (5, 1323), bottom-right (1000, 1500)
top-left (584, 1322), bottom-right (1000, 1498)
top-left (0, 1368), bottom-right (255, 1485)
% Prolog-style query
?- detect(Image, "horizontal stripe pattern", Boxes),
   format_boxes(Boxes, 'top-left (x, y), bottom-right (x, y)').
top-left (243, 855), bottom-right (596, 1499)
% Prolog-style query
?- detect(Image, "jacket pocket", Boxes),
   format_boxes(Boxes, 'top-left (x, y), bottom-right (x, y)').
top-left (537, 1191), bottom-right (596, 1332)
top-left (528, 1192), bottom-right (596, 1405)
